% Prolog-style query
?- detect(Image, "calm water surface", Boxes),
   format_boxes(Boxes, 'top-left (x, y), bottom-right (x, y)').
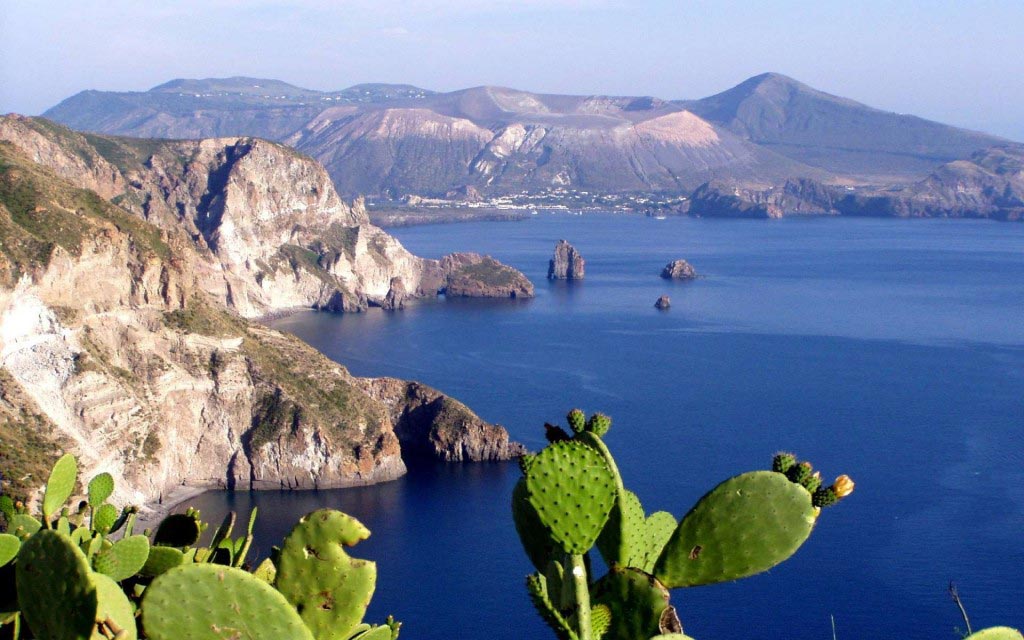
top-left (188, 215), bottom-right (1024, 639)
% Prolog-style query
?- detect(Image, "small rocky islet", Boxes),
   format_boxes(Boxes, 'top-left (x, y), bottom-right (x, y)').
top-left (548, 239), bottom-right (586, 280)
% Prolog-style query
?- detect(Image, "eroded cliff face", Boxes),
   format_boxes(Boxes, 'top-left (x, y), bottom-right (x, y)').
top-left (0, 138), bottom-right (521, 510)
top-left (358, 378), bottom-right (527, 462)
top-left (0, 115), bottom-right (530, 319)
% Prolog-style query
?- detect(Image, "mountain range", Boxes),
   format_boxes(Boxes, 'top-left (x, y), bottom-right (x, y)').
top-left (42, 73), bottom-right (1020, 216)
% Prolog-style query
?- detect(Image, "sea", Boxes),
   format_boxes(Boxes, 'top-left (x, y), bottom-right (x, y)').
top-left (186, 213), bottom-right (1024, 639)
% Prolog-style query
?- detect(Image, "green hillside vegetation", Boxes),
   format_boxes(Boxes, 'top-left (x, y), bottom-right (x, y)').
top-left (0, 141), bottom-right (171, 286)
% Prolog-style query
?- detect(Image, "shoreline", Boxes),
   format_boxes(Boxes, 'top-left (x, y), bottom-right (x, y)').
top-left (135, 485), bottom-right (210, 533)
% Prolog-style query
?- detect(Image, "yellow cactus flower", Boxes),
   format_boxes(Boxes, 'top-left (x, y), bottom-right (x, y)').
top-left (832, 475), bottom-right (855, 498)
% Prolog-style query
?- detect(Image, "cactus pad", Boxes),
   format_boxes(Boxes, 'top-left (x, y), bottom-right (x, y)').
top-left (524, 440), bottom-right (617, 554)
top-left (596, 489), bottom-right (644, 568)
top-left (141, 546), bottom-right (185, 577)
top-left (772, 452), bottom-right (797, 474)
top-left (142, 563), bottom-right (313, 640)
top-left (42, 453), bottom-right (78, 521)
top-left (92, 502), bottom-right (119, 535)
top-left (93, 572), bottom-right (137, 640)
top-left (654, 471), bottom-right (816, 588)
top-left (964, 628), bottom-right (1024, 640)
top-left (0, 534), bottom-right (20, 567)
top-left (632, 511), bottom-right (677, 573)
top-left (8, 514), bottom-right (41, 540)
top-left (16, 529), bottom-right (97, 640)
top-left (567, 409), bottom-right (587, 434)
top-left (512, 478), bottom-right (558, 572)
top-left (93, 535), bottom-right (150, 582)
top-left (592, 566), bottom-right (672, 640)
top-left (153, 513), bottom-right (202, 547)
top-left (253, 557), bottom-right (277, 583)
top-left (275, 509), bottom-right (376, 640)
top-left (586, 413), bottom-right (612, 437)
top-left (87, 473), bottom-right (114, 508)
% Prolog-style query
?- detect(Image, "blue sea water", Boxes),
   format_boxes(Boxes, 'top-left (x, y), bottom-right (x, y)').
top-left (187, 214), bottom-right (1024, 639)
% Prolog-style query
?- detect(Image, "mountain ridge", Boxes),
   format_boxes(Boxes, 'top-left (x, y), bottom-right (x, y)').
top-left (41, 73), bottom-right (1015, 211)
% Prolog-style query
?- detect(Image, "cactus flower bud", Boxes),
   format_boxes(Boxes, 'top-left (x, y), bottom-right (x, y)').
top-left (832, 475), bottom-right (855, 498)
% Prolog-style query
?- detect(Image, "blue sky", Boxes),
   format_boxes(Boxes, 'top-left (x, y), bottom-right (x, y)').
top-left (1, 0), bottom-right (1021, 140)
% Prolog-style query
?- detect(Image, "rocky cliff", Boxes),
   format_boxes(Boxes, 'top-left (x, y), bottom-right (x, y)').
top-left (441, 253), bottom-right (535, 298)
top-left (0, 134), bottom-right (522, 510)
top-left (358, 378), bottom-right (527, 462)
top-left (682, 147), bottom-right (1024, 221)
top-left (0, 116), bottom-right (532, 319)
top-left (548, 240), bottom-right (585, 280)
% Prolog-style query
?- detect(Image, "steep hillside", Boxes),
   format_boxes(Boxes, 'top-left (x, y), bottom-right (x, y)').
top-left (0, 116), bottom-right (532, 318)
top-left (683, 73), bottom-right (1005, 180)
top-left (0, 141), bottom-right (523, 510)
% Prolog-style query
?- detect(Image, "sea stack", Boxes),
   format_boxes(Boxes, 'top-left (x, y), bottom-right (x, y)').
top-left (661, 259), bottom-right (698, 280)
top-left (655, 295), bottom-right (671, 309)
top-left (548, 240), bottom-right (585, 280)
top-left (382, 277), bottom-right (408, 310)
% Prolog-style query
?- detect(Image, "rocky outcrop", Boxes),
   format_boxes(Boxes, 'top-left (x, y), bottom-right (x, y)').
top-left (548, 240), bottom-right (585, 280)
top-left (358, 378), bottom-right (527, 462)
top-left (381, 277), bottom-right (408, 310)
top-left (0, 116), bottom-right (531, 320)
top-left (0, 140), bottom-right (522, 507)
top-left (654, 295), bottom-right (671, 310)
top-left (441, 253), bottom-right (534, 298)
top-left (661, 259), bottom-right (698, 280)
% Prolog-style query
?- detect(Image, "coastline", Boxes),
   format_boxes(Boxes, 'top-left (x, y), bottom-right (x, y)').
top-left (135, 485), bottom-right (209, 533)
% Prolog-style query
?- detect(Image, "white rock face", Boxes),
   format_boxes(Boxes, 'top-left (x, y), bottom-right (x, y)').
top-left (0, 225), bottom-right (405, 510)
top-left (0, 117), bottom-right (524, 510)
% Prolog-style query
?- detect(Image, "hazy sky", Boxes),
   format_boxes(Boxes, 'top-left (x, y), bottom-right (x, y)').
top-left (2, 0), bottom-right (1022, 140)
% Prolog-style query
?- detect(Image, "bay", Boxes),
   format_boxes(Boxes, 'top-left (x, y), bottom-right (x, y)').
top-left (187, 214), bottom-right (1024, 639)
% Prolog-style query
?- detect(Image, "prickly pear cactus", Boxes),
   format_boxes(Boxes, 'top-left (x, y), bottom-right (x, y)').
top-left (965, 628), bottom-right (1024, 640)
top-left (0, 534), bottom-right (19, 567)
top-left (141, 545), bottom-right (185, 577)
top-left (632, 511), bottom-right (677, 574)
top-left (512, 478), bottom-right (558, 572)
top-left (592, 566), bottom-right (674, 640)
top-left (153, 512), bottom-right (202, 547)
top-left (275, 509), bottom-right (377, 640)
top-left (87, 472), bottom-right (114, 508)
top-left (654, 471), bottom-right (816, 588)
top-left (16, 529), bottom-right (97, 640)
top-left (596, 489), bottom-right (644, 569)
top-left (8, 514), bottom-right (41, 540)
top-left (93, 534), bottom-right (150, 582)
top-left (92, 502), bottom-right (119, 535)
top-left (93, 572), bottom-right (137, 640)
top-left (524, 440), bottom-right (617, 554)
top-left (42, 453), bottom-right (77, 521)
top-left (142, 563), bottom-right (314, 640)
